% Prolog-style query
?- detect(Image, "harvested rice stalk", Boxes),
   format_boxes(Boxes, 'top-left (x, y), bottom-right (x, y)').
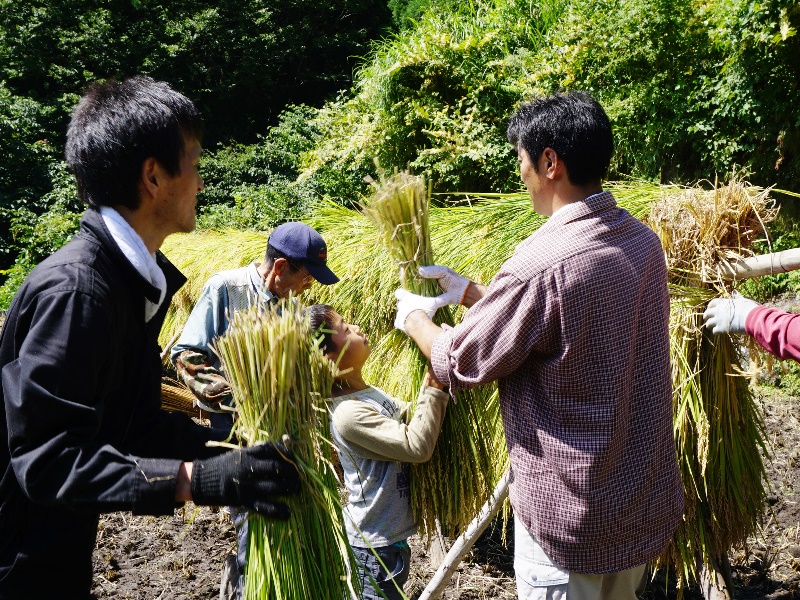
top-left (360, 170), bottom-right (497, 538)
top-left (214, 300), bottom-right (359, 600)
top-left (646, 175), bottom-right (776, 590)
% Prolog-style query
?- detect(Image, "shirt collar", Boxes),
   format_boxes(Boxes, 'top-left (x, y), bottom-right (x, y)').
top-left (247, 262), bottom-right (277, 305)
top-left (536, 191), bottom-right (616, 233)
top-left (99, 206), bottom-right (167, 322)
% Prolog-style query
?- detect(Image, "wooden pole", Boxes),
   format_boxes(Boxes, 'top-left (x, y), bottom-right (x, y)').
top-left (720, 248), bottom-right (800, 281)
top-left (419, 473), bottom-right (510, 600)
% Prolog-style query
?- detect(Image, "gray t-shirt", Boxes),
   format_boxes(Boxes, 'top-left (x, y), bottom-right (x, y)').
top-left (329, 385), bottom-right (448, 548)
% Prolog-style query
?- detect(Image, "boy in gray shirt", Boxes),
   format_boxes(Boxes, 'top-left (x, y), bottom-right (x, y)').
top-left (307, 304), bottom-right (448, 599)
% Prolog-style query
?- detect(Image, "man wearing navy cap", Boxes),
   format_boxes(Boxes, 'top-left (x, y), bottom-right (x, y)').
top-left (172, 221), bottom-right (338, 417)
top-left (170, 221), bottom-right (338, 598)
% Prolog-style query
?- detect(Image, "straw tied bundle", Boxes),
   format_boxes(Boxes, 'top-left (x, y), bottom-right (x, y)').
top-left (645, 176), bottom-right (776, 590)
top-left (360, 171), bottom-right (497, 539)
top-left (214, 300), bottom-right (359, 600)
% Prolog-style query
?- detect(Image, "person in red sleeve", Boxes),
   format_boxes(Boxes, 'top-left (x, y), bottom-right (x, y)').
top-left (703, 295), bottom-right (800, 361)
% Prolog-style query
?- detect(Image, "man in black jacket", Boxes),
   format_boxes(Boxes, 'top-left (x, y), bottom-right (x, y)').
top-left (0, 76), bottom-right (300, 599)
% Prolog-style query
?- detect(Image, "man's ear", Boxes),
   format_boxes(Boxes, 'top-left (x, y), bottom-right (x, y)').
top-left (272, 257), bottom-right (289, 276)
top-left (140, 157), bottom-right (160, 200)
top-left (542, 148), bottom-right (562, 179)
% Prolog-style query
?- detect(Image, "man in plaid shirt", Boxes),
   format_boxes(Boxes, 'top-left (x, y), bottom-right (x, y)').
top-left (394, 91), bottom-right (684, 599)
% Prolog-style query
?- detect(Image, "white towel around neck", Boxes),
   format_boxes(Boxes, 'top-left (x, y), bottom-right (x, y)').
top-left (100, 206), bottom-right (167, 322)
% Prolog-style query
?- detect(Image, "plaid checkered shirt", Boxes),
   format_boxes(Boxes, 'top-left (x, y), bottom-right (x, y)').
top-left (430, 191), bottom-right (684, 574)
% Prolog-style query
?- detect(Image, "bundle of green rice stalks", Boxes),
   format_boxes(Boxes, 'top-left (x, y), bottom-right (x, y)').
top-left (358, 170), bottom-right (498, 538)
top-left (214, 299), bottom-right (359, 600)
top-left (645, 175), bottom-right (776, 588)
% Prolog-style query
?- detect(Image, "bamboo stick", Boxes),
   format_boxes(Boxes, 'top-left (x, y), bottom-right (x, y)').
top-left (419, 473), bottom-right (510, 600)
top-left (719, 248), bottom-right (800, 281)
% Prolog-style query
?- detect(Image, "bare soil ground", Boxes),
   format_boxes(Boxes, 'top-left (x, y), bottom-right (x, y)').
top-left (90, 382), bottom-right (800, 600)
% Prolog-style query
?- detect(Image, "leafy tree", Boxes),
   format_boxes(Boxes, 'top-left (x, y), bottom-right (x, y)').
top-left (0, 0), bottom-right (391, 145)
top-left (0, 0), bottom-right (391, 281)
top-left (196, 105), bottom-right (321, 229)
top-left (534, 0), bottom-right (800, 189)
top-left (0, 84), bottom-right (75, 269)
top-left (0, 162), bottom-right (81, 309)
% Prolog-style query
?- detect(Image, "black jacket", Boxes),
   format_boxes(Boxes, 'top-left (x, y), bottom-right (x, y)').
top-left (0, 209), bottom-right (226, 598)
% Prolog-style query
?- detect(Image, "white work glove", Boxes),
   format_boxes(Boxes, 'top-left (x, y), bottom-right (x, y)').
top-left (702, 296), bottom-right (760, 335)
top-left (418, 265), bottom-right (472, 306)
top-left (394, 288), bottom-right (442, 333)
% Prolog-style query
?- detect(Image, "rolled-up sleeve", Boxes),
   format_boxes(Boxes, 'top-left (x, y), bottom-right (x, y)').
top-left (431, 269), bottom-right (556, 391)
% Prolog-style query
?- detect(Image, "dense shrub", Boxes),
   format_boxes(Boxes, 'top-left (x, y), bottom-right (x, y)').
top-left (0, 0), bottom-right (393, 287)
top-left (0, 85), bottom-right (74, 269)
top-left (304, 0), bottom-right (800, 205)
top-left (0, 162), bottom-right (81, 309)
top-left (0, 0), bottom-right (391, 145)
top-left (535, 0), bottom-right (800, 189)
top-left (195, 105), bottom-right (322, 229)
top-left (301, 0), bottom-right (567, 205)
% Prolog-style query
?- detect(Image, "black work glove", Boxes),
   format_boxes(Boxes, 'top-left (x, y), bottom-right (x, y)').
top-left (191, 442), bottom-right (301, 519)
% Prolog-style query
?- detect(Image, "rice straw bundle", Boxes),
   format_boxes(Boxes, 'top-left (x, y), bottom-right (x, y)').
top-left (359, 171), bottom-right (497, 538)
top-left (214, 300), bottom-right (359, 600)
top-left (645, 175), bottom-right (776, 587)
top-left (159, 378), bottom-right (198, 414)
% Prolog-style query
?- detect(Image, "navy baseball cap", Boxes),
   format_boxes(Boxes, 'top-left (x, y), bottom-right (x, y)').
top-left (268, 222), bottom-right (339, 285)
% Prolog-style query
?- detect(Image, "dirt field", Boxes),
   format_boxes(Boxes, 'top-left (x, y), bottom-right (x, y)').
top-left (90, 382), bottom-right (800, 600)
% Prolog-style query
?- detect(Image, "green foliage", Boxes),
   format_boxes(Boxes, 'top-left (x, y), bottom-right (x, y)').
top-left (0, 162), bottom-right (82, 309)
top-left (388, 0), bottom-right (460, 28)
top-left (302, 0), bottom-right (567, 204)
top-left (697, 0), bottom-right (800, 191)
top-left (0, 0), bottom-right (391, 144)
top-left (535, 0), bottom-right (800, 189)
top-left (0, 0), bottom-right (392, 287)
top-left (0, 83), bottom-right (74, 269)
top-left (196, 105), bottom-right (321, 229)
top-left (535, 0), bottom-right (717, 181)
top-left (304, 0), bottom-right (799, 207)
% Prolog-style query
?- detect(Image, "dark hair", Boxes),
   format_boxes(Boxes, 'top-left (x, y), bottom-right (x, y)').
top-left (506, 91), bottom-right (613, 186)
top-left (305, 304), bottom-right (339, 355)
top-left (265, 244), bottom-right (301, 272)
top-left (65, 76), bottom-right (203, 210)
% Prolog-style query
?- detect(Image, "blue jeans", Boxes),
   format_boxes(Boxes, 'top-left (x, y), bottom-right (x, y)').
top-left (352, 542), bottom-right (411, 600)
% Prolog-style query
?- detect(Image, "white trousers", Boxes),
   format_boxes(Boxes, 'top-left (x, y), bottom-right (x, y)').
top-left (514, 516), bottom-right (647, 600)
